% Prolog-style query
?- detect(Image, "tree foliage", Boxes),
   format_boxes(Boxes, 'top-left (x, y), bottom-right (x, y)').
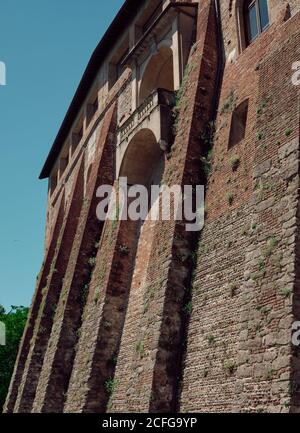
top-left (0, 305), bottom-right (28, 412)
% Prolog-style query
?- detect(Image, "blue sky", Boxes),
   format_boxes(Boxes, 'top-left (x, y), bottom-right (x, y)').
top-left (0, 0), bottom-right (124, 311)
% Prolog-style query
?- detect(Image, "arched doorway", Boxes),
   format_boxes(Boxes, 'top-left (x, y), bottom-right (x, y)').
top-left (112, 128), bottom-right (167, 407)
top-left (119, 127), bottom-right (166, 301)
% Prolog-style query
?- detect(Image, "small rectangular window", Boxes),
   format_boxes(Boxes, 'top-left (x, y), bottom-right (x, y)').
top-left (72, 122), bottom-right (83, 151)
top-left (50, 171), bottom-right (58, 196)
top-left (228, 99), bottom-right (249, 149)
top-left (86, 95), bottom-right (98, 126)
top-left (60, 156), bottom-right (69, 176)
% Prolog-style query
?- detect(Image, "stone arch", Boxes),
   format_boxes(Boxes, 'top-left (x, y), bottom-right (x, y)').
top-left (138, 46), bottom-right (174, 106)
top-left (119, 128), bottom-right (165, 188)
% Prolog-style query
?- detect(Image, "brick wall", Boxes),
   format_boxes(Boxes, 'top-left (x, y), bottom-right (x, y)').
top-left (179, 7), bottom-right (300, 413)
top-left (109, 0), bottom-right (218, 412)
top-left (31, 105), bottom-right (117, 413)
top-left (5, 0), bottom-right (300, 414)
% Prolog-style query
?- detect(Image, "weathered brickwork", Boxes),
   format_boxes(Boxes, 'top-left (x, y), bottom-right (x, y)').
top-left (3, 193), bottom-right (65, 413)
top-left (31, 105), bottom-right (117, 413)
top-left (5, 0), bottom-right (300, 413)
top-left (109, 0), bottom-right (218, 413)
top-left (180, 8), bottom-right (300, 413)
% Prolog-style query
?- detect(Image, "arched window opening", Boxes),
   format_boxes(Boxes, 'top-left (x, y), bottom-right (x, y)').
top-left (244, 0), bottom-right (269, 46)
top-left (139, 47), bottom-right (174, 106)
top-left (228, 99), bottom-right (249, 149)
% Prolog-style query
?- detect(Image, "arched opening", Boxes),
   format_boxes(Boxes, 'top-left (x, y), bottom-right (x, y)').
top-left (119, 128), bottom-right (165, 189)
top-left (139, 46), bottom-right (174, 106)
top-left (119, 128), bottom-right (165, 301)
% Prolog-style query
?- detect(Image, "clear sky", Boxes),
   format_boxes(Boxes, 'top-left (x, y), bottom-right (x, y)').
top-left (0, 0), bottom-right (124, 311)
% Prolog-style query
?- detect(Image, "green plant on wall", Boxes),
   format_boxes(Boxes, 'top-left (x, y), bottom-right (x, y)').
top-left (220, 90), bottom-right (237, 115)
top-left (226, 192), bottom-right (234, 206)
top-left (207, 335), bottom-right (216, 345)
top-left (183, 301), bottom-right (193, 315)
top-left (104, 377), bottom-right (119, 395)
top-left (262, 236), bottom-right (278, 258)
top-left (135, 340), bottom-right (145, 359)
top-left (200, 122), bottom-right (216, 180)
top-left (285, 128), bottom-right (293, 137)
top-left (230, 155), bottom-right (240, 172)
top-left (256, 131), bottom-right (263, 141)
top-left (279, 287), bottom-right (292, 298)
top-left (256, 100), bottom-right (267, 115)
top-left (171, 63), bottom-right (191, 134)
top-left (223, 359), bottom-right (237, 375)
top-left (88, 257), bottom-right (97, 267)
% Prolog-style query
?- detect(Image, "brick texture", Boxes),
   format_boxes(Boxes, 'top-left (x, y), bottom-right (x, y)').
top-left (5, 0), bottom-right (300, 413)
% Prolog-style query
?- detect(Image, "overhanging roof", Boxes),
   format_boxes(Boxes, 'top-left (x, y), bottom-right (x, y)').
top-left (39, 0), bottom-right (146, 179)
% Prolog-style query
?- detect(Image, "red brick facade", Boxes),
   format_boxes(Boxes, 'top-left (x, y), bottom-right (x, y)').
top-left (4, 0), bottom-right (300, 413)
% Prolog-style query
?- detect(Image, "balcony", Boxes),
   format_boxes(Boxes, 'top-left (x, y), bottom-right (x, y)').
top-left (117, 88), bottom-right (175, 148)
